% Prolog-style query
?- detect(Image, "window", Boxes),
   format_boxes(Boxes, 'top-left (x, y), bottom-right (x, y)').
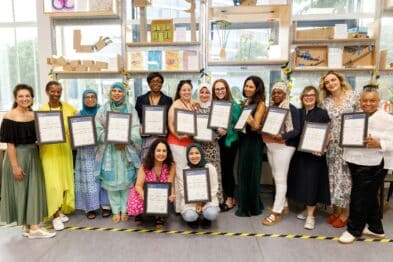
top-left (0, 0), bottom-right (39, 111)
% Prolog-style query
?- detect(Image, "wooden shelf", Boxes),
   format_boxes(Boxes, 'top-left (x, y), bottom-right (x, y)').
top-left (292, 67), bottom-right (375, 72)
top-left (293, 38), bottom-right (376, 45)
top-left (45, 10), bottom-right (119, 19)
top-left (208, 60), bottom-right (288, 66)
top-left (126, 41), bottom-right (200, 47)
top-left (209, 5), bottom-right (288, 22)
top-left (53, 70), bottom-right (120, 74)
top-left (127, 70), bottom-right (200, 74)
top-left (53, 71), bottom-right (121, 79)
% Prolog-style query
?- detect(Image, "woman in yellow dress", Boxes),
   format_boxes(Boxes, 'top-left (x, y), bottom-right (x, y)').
top-left (39, 80), bottom-right (77, 231)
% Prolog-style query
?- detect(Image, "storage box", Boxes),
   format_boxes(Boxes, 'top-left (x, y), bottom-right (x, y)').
top-left (295, 27), bottom-right (334, 41)
top-left (342, 45), bottom-right (375, 67)
top-left (380, 50), bottom-right (388, 69)
top-left (150, 19), bottom-right (174, 43)
top-left (294, 46), bottom-right (328, 67)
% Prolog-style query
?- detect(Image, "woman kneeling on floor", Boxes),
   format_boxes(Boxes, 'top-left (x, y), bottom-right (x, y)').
top-left (127, 138), bottom-right (176, 228)
top-left (178, 143), bottom-right (220, 229)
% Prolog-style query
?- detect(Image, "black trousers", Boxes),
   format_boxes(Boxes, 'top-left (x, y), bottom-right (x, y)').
top-left (347, 161), bottom-right (387, 237)
top-left (218, 137), bottom-right (238, 198)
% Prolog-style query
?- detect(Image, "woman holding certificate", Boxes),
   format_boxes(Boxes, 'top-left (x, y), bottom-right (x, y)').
top-left (0, 84), bottom-right (56, 239)
top-left (236, 76), bottom-right (266, 217)
top-left (178, 143), bottom-right (219, 229)
top-left (287, 86), bottom-right (331, 230)
top-left (39, 81), bottom-right (77, 231)
top-left (167, 80), bottom-right (197, 212)
top-left (212, 79), bottom-right (241, 211)
top-left (75, 89), bottom-right (111, 220)
top-left (262, 82), bottom-right (300, 226)
top-left (320, 71), bottom-right (358, 228)
top-left (127, 138), bottom-right (176, 228)
top-left (95, 82), bottom-right (141, 224)
top-left (196, 82), bottom-right (224, 205)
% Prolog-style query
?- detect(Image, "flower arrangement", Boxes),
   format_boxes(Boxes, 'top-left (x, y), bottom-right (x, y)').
top-left (280, 62), bottom-right (293, 91)
top-left (214, 20), bottom-right (231, 59)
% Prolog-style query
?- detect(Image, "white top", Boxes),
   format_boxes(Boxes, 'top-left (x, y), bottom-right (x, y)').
top-left (177, 163), bottom-right (219, 214)
top-left (343, 110), bottom-right (393, 169)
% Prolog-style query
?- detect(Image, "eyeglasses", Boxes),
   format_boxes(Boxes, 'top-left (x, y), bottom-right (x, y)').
top-left (215, 87), bottom-right (226, 92)
top-left (84, 95), bottom-right (97, 100)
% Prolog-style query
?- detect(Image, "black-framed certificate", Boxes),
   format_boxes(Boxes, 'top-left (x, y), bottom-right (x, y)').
top-left (68, 116), bottom-right (97, 149)
top-left (234, 105), bottom-right (256, 131)
top-left (261, 107), bottom-right (289, 135)
top-left (298, 122), bottom-right (329, 154)
top-left (208, 100), bottom-right (232, 129)
top-left (183, 168), bottom-right (211, 203)
top-left (174, 109), bottom-right (196, 136)
top-left (105, 112), bottom-right (132, 144)
top-left (142, 105), bottom-right (166, 136)
top-left (34, 111), bottom-right (66, 145)
top-left (194, 113), bottom-right (214, 142)
top-left (340, 112), bottom-right (368, 147)
top-left (144, 182), bottom-right (170, 216)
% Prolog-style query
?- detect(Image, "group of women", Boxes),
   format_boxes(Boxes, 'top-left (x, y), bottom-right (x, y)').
top-left (0, 70), bottom-right (379, 240)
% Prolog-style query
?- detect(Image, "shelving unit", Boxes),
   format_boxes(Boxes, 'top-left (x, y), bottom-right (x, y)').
top-left (43, 0), bottom-right (120, 18)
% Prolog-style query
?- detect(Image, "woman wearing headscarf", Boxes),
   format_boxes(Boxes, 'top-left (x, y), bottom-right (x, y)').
top-left (196, 83), bottom-right (224, 206)
top-left (262, 82), bottom-right (300, 226)
top-left (95, 82), bottom-right (141, 224)
top-left (178, 143), bottom-right (220, 229)
top-left (75, 89), bottom-right (111, 219)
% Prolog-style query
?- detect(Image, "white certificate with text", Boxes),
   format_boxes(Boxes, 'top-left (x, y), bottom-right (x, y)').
top-left (261, 107), bottom-right (288, 135)
top-left (194, 114), bottom-right (213, 142)
top-left (69, 116), bottom-right (97, 148)
top-left (298, 122), bottom-right (329, 153)
top-left (183, 168), bottom-right (211, 203)
top-left (340, 113), bottom-right (367, 147)
top-left (175, 109), bottom-right (196, 135)
top-left (208, 101), bottom-right (232, 129)
top-left (35, 111), bottom-right (65, 144)
top-left (144, 183), bottom-right (170, 215)
top-left (105, 112), bottom-right (132, 143)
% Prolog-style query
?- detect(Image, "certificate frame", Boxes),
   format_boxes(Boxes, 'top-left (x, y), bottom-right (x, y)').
top-left (340, 112), bottom-right (368, 148)
top-left (68, 116), bottom-right (97, 149)
top-left (194, 113), bottom-right (214, 142)
top-left (34, 111), bottom-right (66, 145)
top-left (261, 107), bottom-right (289, 135)
top-left (142, 105), bottom-right (167, 136)
top-left (234, 105), bottom-right (256, 131)
top-left (105, 112), bottom-right (132, 144)
top-left (174, 109), bottom-right (196, 136)
top-left (208, 100), bottom-right (233, 129)
top-left (144, 182), bottom-right (171, 216)
top-left (183, 168), bottom-right (211, 204)
top-left (298, 122), bottom-right (329, 154)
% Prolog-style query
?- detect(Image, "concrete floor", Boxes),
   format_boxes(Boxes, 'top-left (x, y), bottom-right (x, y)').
top-left (1, 193), bottom-right (392, 262)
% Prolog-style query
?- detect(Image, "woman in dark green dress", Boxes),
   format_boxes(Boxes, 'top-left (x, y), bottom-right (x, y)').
top-left (235, 76), bottom-right (267, 217)
top-left (0, 84), bottom-right (55, 239)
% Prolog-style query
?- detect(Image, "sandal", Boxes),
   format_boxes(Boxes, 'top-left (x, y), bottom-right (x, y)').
top-left (134, 215), bottom-right (143, 226)
top-left (102, 209), bottom-right (112, 218)
top-left (155, 216), bottom-right (166, 229)
top-left (262, 213), bottom-right (282, 226)
top-left (121, 213), bottom-right (128, 222)
top-left (112, 214), bottom-right (120, 224)
top-left (219, 203), bottom-right (234, 212)
top-left (86, 211), bottom-right (97, 220)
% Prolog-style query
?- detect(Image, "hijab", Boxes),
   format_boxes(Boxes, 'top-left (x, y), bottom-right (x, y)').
top-left (186, 143), bottom-right (207, 168)
top-left (80, 88), bottom-right (99, 116)
top-left (110, 82), bottom-right (128, 113)
top-left (272, 82), bottom-right (293, 132)
top-left (197, 83), bottom-right (212, 109)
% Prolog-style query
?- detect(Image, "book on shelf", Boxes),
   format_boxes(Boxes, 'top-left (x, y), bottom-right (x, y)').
top-left (147, 50), bottom-right (163, 70)
top-left (165, 51), bottom-right (181, 70)
top-left (127, 51), bottom-right (145, 70)
top-left (182, 50), bottom-right (198, 70)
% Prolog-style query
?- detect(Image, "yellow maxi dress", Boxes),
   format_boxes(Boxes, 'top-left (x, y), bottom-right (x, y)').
top-left (39, 102), bottom-right (77, 216)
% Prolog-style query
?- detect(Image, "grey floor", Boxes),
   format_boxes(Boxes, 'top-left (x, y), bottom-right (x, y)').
top-left (1, 193), bottom-right (392, 262)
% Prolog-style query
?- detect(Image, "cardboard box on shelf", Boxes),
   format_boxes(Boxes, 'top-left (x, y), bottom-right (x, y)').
top-left (295, 27), bottom-right (334, 40)
top-left (380, 50), bottom-right (388, 70)
top-left (69, 60), bottom-right (81, 67)
top-left (294, 46), bottom-right (328, 67)
top-left (342, 45), bottom-right (375, 67)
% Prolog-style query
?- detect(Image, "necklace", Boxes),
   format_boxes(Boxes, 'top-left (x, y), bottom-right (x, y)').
top-left (149, 93), bottom-right (161, 106)
top-left (152, 166), bottom-right (162, 181)
top-left (48, 102), bottom-right (63, 111)
top-left (180, 99), bottom-right (192, 110)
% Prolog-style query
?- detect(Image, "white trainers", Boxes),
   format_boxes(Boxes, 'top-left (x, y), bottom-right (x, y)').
top-left (362, 227), bottom-right (385, 239)
top-left (52, 217), bottom-right (65, 231)
top-left (28, 228), bottom-right (56, 239)
top-left (338, 231), bottom-right (357, 244)
top-left (304, 216), bottom-right (315, 230)
top-left (59, 212), bottom-right (69, 223)
top-left (297, 210), bottom-right (307, 220)
top-left (22, 226), bottom-right (30, 237)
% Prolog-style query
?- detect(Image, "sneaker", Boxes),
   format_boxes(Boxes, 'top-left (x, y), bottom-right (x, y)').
top-left (338, 231), bottom-right (357, 244)
top-left (28, 228), bottom-right (56, 239)
top-left (304, 216), bottom-right (315, 230)
top-left (52, 217), bottom-right (65, 231)
top-left (22, 225), bottom-right (30, 237)
top-left (297, 210), bottom-right (307, 220)
top-left (362, 227), bottom-right (385, 239)
top-left (59, 212), bottom-right (69, 223)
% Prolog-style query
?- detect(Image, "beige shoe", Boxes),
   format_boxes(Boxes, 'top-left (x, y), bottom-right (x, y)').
top-left (28, 228), bottom-right (56, 239)
top-left (262, 213), bottom-right (282, 226)
top-left (338, 231), bottom-right (357, 244)
top-left (121, 213), bottom-right (128, 222)
top-left (112, 214), bottom-right (120, 224)
top-left (304, 216), bottom-right (315, 230)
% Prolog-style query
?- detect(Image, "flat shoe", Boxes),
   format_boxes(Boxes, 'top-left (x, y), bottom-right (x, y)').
top-left (219, 203), bottom-right (234, 212)
top-left (112, 214), bottom-right (120, 224)
top-left (102, 209), bottom-right (112, 218)
top-left (86, 211), bottom-right (97, 220)
top-left (121, 213), bottom-right (128, 222)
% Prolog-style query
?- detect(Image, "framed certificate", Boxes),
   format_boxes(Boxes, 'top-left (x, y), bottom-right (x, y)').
top-left (234, 105), bottom-right (256, 131)
top-left (144, 182), bottom-right (170, 216)
top-left (142, 105), bottom-right (166, 136)
top-left (183, 168), bottom-right (211, 203)
top-left (340, 112), bottom-right (368, 147)
top-left (68, 116), bottom-right (97, 149)
top-left (298, 122), bottom-right (329, 154)
top-left (261, 107), bottom-right (289, 135)
top-left (105, 112), bottom-right (132, 144)
top-left (194, 113), bottom-right (214, 142)
top-left (174, 109), bottom-right (196, 136)
top-left (34, 111), bottom-right (66, 145)
top-left (208, 100), bottom-right (233, 129)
